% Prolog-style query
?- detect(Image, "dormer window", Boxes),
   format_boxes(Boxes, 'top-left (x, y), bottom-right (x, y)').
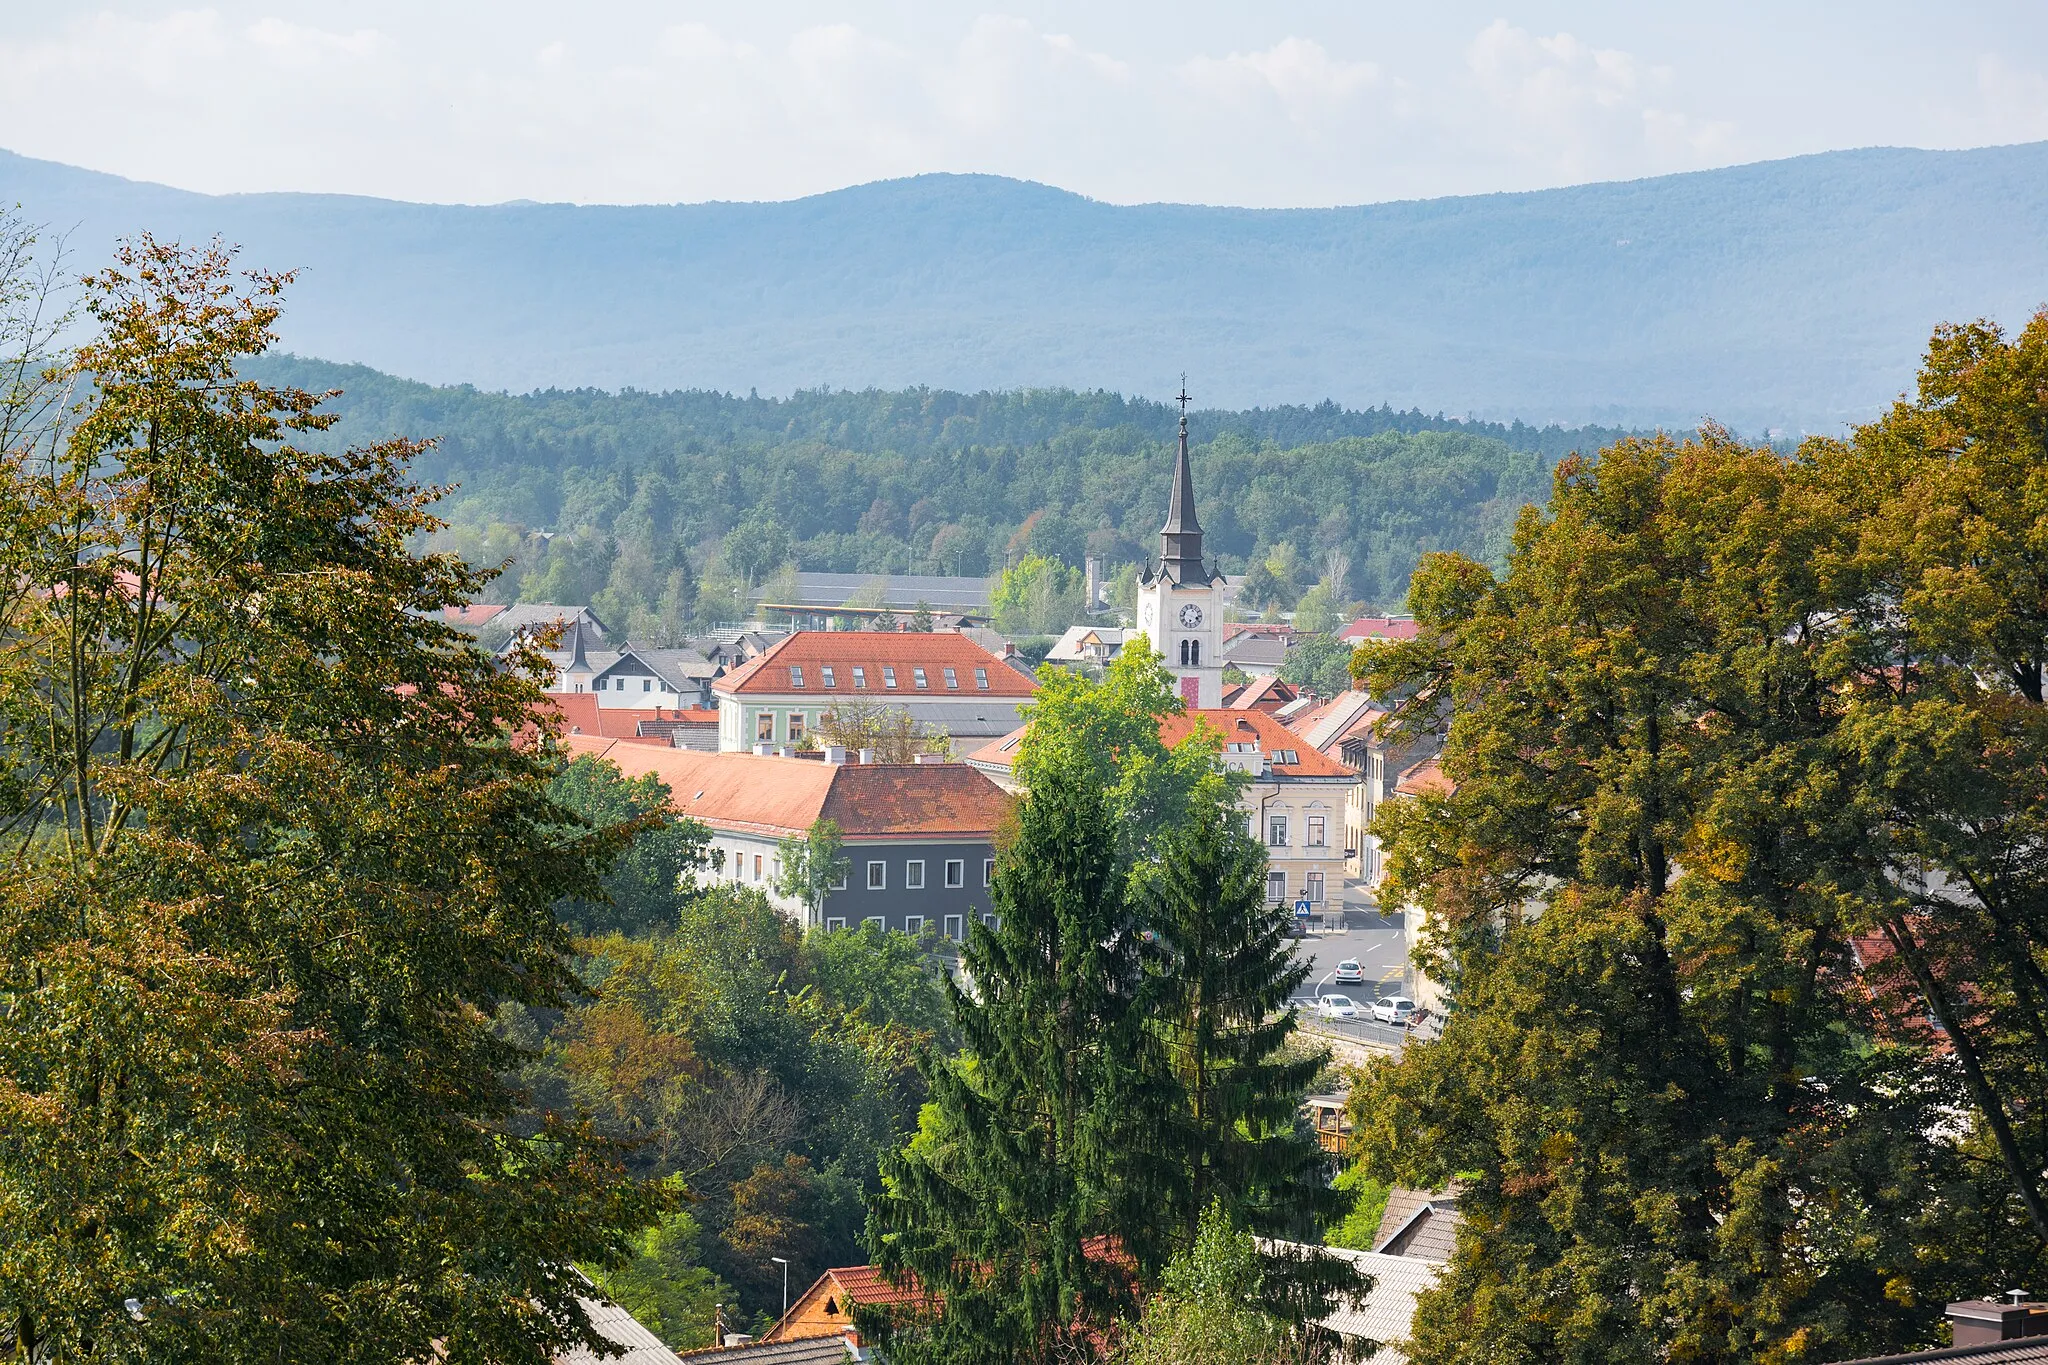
top-left (790, 666), bottom-right (805, 688)
top-left (883, 667), bottom-right (898, 689)
top-left (943, 668), bottom-right (958, 689)
top-left (912, 667), bottom-right (929, 689)
top-left (975, 668), bottom-right (989, 690)
top-left (821, 666), bottom-right (836, 687)
top-left (852, 666), bottom-right (867, 688)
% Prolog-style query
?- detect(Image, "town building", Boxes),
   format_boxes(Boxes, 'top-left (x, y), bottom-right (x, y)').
top-left (1337, 615), bottom-right (1421, 646)
top-left (1222, 673), bottom-right (1298, 714)
top-left (1133, 394), bottom-right (1226, 707)
top-left (1043, 624), bottom-right (1128, 670)
top-left (970, 707), bottom-right (1359, 917)
top-left (565, 735), bottom-right (1013, 938)
top-left (446, 601), bottom-right (613, 644)
top-left (533, 621), bottom-right (724, 709)
top-left (1220, 622), bottom-right (1301, 670)
top-left (545, 693), bottom-right (721, 750)
top-left (711, 631), bottom-right (1037, 754)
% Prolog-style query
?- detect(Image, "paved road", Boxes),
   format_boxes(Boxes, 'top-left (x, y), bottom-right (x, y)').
top-left (1284, 912), bottom-right (1419, 1049)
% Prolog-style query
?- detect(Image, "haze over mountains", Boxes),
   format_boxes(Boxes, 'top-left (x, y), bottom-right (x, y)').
top-left (4, 142), bottom-right (2046, 431)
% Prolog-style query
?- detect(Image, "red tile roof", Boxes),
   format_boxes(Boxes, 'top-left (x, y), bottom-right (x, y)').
top-left (565, 734), bottom-right (1013, 840)
top-left (825, 1265), bottom-right (932, 1309)
top-left (540, 693), bottom-right (712, 740)
top-left (1227, 674), bottom-right (1297, 712)
top-left (1339, 616), bottom-right (1420, 643)
top-left (971, 710), bottom-right (1356, 780)
top-left (1163, 709), bottom-right (1359, 778)
top-left (1395, 757), bottom-right (1453, 796)
top-left (714, 631), bottom-right (1037, 698)
top-left (444, 603), bottom-right (509, 626)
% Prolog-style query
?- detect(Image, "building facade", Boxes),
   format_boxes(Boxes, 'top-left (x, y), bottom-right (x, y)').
top-left (712, 631), bottom-right (1038, 754)
top-left (564, 734), bottom-right (1013, 938)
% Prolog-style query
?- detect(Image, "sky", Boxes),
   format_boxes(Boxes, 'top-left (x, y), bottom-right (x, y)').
top-left (5, 2), bottom-right (2048, 208)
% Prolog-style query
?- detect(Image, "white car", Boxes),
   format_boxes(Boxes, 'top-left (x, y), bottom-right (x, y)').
top-left (1372, 995), bottom-right (1417, 1026)
top-left (1316, 994), bottom-right (1359, 1020)
top-left (1332, 959), bottom-right (1366, 986)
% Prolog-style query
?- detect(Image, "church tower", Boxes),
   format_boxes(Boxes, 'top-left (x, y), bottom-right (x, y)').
top-left (1134, 385), bottom-right (1223, 707)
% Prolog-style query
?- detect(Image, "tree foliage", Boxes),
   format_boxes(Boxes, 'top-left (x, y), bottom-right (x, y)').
top-left (0, 236), bottom-right (659, 1363)
top-left (549, 753), bottom-right (712, 936)
top-left (1352, 411), bottom-right (2046, 1363)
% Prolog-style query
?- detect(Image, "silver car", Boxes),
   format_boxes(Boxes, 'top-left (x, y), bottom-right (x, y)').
top-left (1316, 994), bottom-right (1360, 1020)
top-left (1372, 995), bottom-right (1417, 1026)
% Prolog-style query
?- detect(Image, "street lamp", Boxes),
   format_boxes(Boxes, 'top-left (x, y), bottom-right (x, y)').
top-left (771, 1257), bottom-right (790, 1321)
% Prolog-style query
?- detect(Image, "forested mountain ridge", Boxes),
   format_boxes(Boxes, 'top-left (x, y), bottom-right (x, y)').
top-left (248, 354), bottom-right (1607, 629)
top-left (10, 142), bottom-right (2048, 429)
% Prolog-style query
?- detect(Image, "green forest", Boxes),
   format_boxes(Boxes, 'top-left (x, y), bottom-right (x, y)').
top-left (248, 355), bottom-right (1627, 636)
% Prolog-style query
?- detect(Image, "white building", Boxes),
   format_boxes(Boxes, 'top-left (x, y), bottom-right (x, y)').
top-left (1133, 397), bottom-right (1226, 708)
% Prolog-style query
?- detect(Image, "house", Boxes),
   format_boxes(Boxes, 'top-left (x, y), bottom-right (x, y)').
top-left (1297, 1246), bottom-right (1442, 1365)
top-left (527, 621), bottom-right (722, 709)
top-left (449, 602), bottom-right (613, 644)
top-left (759, 1264), bottom-right (935, 1349)
top-left (565, 735), bottom-right (1013, 937)
top-left (673, 1335), bottom-right (856, 1362)
top-left (1339, 719), bottom-right (1444, 887)
top-left (970, 708), bottom-right (1360, 918)
top-left (1338, 616), bottom-right (1420, 646)
top-left (712, 632), bottom-right (1037, 754)
top-left (1220, 622), bottom-right (1300, 670)
top-left (544, 693), bottom-right (721, 748)
top-left (1812, 1299), bottom-right (2048, 1362)
top-left (559, 1295), bottom-right (686, 1364)
top-left (1222, 673), bottom-right (1297, 714)
top-left (1372, 1186), bottom-right (1461, 1261)
top-left (1044, 625), bottom-right (1128, 669)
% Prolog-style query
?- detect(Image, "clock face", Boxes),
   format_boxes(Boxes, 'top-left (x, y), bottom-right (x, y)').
top-left (1178, 603), bottom-right (1205, 628)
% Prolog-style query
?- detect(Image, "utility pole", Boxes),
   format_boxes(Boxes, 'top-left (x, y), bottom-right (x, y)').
top-left (771, 1256), bottom-right (790, 1321)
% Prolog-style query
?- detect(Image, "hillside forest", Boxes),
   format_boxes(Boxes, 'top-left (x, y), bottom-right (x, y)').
top-left (247, 355), bottom-right (1629, 638)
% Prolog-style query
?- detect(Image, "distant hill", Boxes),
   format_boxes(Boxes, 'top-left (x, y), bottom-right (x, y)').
top-left (5, 144), bottom-right (2047, 429)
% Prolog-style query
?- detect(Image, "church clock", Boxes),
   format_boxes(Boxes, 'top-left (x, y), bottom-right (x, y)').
top-left (1178, 603), bottom-right (1205, 628)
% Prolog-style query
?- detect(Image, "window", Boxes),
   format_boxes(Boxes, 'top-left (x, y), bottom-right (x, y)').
top-left (756, 712), bottom-right (774, 743)
top-left (1268, 815), bottom-right (1289, 847)
top-left (1306, 871), bottom-right (1325, 903)
top-left (983, 858), bottom-right (995, 887)
top-left (1308, 815), bottom-right (1327, 847)
top-left (853, 666), bottom-right (867, 688)
top-left (882, 667), bottom-right (898, 689)
top-left (1276, 749), bottom-right (1299, 766)
top-left (943, 667), bottom-right (958, 689)
top-left (984, 912), bottom-right (1000, 928)
top-left (944, 859), bottom-right (964, 888)
top-left (642, 678), bottom-right (652, 692)
top-left (790, 666), bottom-right (804, 687)
top-left (1267, 870), bottom-right (1287, 902)
top-left (912, 667), bottom-right (929, 689)
top-left (753, 854), bottom-right (763, 881)
top-left (821, 666), bottom-right (836, 687)
top-left (826, 917), bottom-right (848, 932)
top-left (868, 861), bottom-right (887, 890)
top-left (905, 915), bottom-right (924, 935)
top-left (788, 712), bottom-right (807, 742)
top-left (906, 860), bottom-right (926, 890)
top-left (975, 668), bottom-right (989, 690)
top-left (865, 916), bottom-right (886, 930)
top-left (1189, 640), bottom-right (1201, 665)
top-left (830, 868), bottom-right (848, 891)
top-left (945, 914), bottom-right (964, 942)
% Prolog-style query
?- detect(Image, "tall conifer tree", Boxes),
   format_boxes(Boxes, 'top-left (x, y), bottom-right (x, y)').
top-left (867, 764), bottom-right (1150, 1365)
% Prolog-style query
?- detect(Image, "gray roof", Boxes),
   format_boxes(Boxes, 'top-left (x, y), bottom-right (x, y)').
top-left (1839, 1344), bottom-right (2048, 1363)
top-left (556, 1296), bottom-right (682, 1364)
top-left (616, 646), bottom-right (722, 684)
top-left (1262, 1241), bottom-right (1440, 1365)
top-left (764, 573), bottom-right (995, 612)
top-left (674, 1335), bottom-right (853, 1363)
top-left (491, 603), bottom-right (614, 642)
top-left (1374, 1188), bottom-right (1462, 1261)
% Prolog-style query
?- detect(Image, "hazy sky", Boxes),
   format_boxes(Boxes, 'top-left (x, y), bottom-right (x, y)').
top-left (7, 3), bottom-right (2047, 207)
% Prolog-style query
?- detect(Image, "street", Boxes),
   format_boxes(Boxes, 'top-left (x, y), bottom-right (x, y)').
top-left (1290, 909), bottom-right (1408, 1004)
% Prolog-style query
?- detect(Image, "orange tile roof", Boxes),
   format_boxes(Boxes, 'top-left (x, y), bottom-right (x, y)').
top-left (715, 631), bottom-right (1037, 699)
top-left (969, 710), bottom-right (1355, 780)
top-left (444, 603), bottom-right (509, 625)
top-left (825, 1265), bottom-right (932, 1309)
top-left (1395, 757), bottom-right (1453, 796)
top-left (540, 693), bottom-right (711, 740)
top-left (1228, 673), bottom-right (1296, 712)
top-left (564, 734), bottom-right (1013, 839)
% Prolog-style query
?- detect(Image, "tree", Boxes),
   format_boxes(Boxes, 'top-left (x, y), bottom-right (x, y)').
top-left (1138, 801), bottom-right (1360, 1309)
top-left (1351, 429), bottom-right (1971, 1363)
top-left (867, 765), bottom-right (1151, 1364)
top-left (589, 1206), bottom-right (735, 1351)
top-left (551, 753), bottom-right (713, 936)
top-left (1289, 581), bottom-right (1340, 634)
top-left (1016, 642), bottom-right (1232, 868)
top-left (992, 553), bottom-right (1086, 635)
top-left (1277, 634), bottom-right (1354, 698)
top-left (775, 817), bottom-right (850, 925)
top-left (910, 600), bottom-right (936, 632)
top-left (0, 237), bottom-right (660, 1362)
top-left (805, 920), bottom-right (955, 1046)
top-left (1112, 1204), bottom-right (1351, 1365)
top-left (815, 696), bottom-right (946, 762)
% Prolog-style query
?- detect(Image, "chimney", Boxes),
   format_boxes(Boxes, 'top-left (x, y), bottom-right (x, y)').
top-left (1085, 555), bottom-right (1101, 610)
top-left (858, 747), bottom-right (876, 765)
top-left (914, 752), bottom-right (945, 764)
top-left (1948, 1298), bottom-right (2048, 1345)
top-left (825, 745), bottom-right (849, 764)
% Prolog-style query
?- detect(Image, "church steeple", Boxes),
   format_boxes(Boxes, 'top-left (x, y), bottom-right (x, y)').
top-left (1156, 380), bottom-right (1211, 586)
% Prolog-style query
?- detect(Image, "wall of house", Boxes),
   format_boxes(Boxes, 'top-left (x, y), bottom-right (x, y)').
top-left (717, 694), bottom-right (1027, 752)
top-left (701, 829), bottom-right (997, 939)
top-left (1239, 776), bottom-right (1355, 914)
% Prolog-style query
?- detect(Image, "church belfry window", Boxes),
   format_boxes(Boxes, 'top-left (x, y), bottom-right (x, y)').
top-left (1190, 640), bottom-right (1200, 666)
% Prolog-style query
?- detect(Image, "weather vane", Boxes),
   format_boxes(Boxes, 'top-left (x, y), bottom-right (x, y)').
top-left (1177, 373), bottom-right (1191, 416)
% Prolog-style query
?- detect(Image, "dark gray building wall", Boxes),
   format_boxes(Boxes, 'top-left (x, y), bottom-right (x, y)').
top-left (820, 839), bottom-right (997, 940)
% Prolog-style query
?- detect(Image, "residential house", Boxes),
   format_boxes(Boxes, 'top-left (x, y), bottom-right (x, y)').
top-left (559, 1295), bottom-right (686, 1365)
top-left (565, 735), bottom-right (1013, 938)
top-left (1220, 622), bottom-right (1299, 670)
top-left (1294, 1246), bottom-right (1442, 1365)
top-left (759, 1264), bottom-right (933, 1351)
top-left (545, 692), bottom-right (721, 749)
top-left (969, 707), bottom-right (1360, 918)
top-left (1222, 673), bottom-right (1297, 714)
top-left (1372, 1185), bottom-right (1462, 1261)
top-left (712, 631), bottom-right (1037, 753)
top-left (1337, 615), bottom-right (1420, 646)
top-left (447, 602), bottom-right (614, 644)
top-left (528, 620), bottom-right (722, 709)
top-left (673, 1335), bottom-right (855, 1362)
top-left (1338, 716), bottom-right (1444, 886)
top-left (1044, 625), bottom-right (1127, 669)
top-left (1394, 758), bottom-right (1454, 1015)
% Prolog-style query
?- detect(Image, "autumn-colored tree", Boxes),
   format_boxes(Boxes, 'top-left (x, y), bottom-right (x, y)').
top-left (0, 237), bottom-right (658, 1363)
top-left (1352, 428), bottom-right (1973, 1363)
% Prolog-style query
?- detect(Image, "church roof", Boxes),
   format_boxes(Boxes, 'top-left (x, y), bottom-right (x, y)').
top-left (1150, 391), bottom-right (1212, 588)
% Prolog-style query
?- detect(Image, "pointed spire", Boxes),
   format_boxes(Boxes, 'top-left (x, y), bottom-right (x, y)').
top-left (568, 615), bottom-right (588, 670)
top-left (1157, 377), bottom-right (1210, 586)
